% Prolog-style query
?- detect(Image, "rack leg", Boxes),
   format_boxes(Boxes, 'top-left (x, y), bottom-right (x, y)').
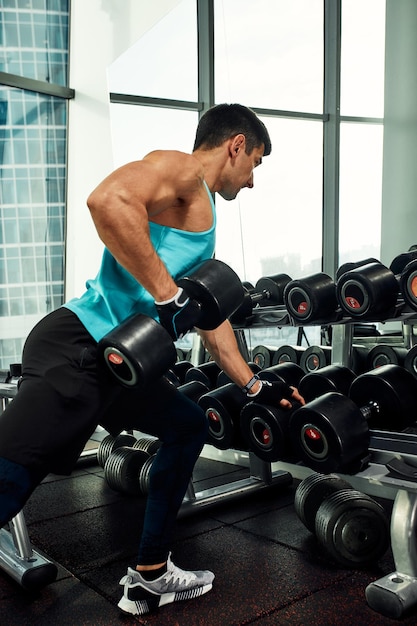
top-left (366, 489), bottom-right (417, 618)
top-left (0, 510), bottom-right (58, 591)
top-left (179, 454), bottom-right (291, 517)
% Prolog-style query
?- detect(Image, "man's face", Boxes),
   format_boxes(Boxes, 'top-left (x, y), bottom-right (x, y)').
top-left (219, 143), bottom-right (265, 201)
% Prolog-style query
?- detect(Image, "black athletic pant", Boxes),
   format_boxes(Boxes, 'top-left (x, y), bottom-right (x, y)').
top-left (0, 307), bottom-right (208, 565)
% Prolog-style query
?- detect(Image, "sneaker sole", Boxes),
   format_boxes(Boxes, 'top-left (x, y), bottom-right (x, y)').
top-left (118, 582), bottom-right (213, 615)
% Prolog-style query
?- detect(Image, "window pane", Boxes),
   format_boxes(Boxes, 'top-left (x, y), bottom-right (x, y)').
top-left (341, 0), bottom-right (386, 117)
top-left (108, 0), bottom-right (198, 102)
top-left (215, 117), bottom-right (323, 282)
top-left (109, 105), bottom-right (198, 167)
top-left (339, 123), bottom-right (383, 264)
top-left (214, 0), bottom-right (323, 113)
top-left (0, 87), bottom-right (67, 367)
top-left (0, 1), bottom-right (69, 85)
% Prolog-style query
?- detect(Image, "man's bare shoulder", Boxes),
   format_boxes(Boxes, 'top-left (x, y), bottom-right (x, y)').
top-left (144, 150), bottom-right (205, 192)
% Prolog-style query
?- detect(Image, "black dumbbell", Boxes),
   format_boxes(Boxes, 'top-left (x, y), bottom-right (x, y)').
top-left (336, 252), bottom-right (417, 321)
top-left (397, 256), bottom-right (417, 311)
top-left (251, 345), bottom-right (277, 369)
top-left (239, 401), bottom-right (302, 462)
top-left (366, 344), bottom-right (408, 370)
top-left (298, 364), bottom-right (356, 403)
top-left (133, 436), bottom-right (161, 455)
top-left (300, 345), bottom-right (332, 373)
top-left (316, 488), bottom-right (389, 567)
top-left (178, 379), bottom-right (210, 403)
top-left (184, 361), bottom-right (221, 390)
top-left (404, 345), bottom-right (417, 379)
top-left (336, 260), bottom-right (399, 320)
top-left (230, 273), bottom-right (291, 323)
top-left (294, 473), bottom-right (389, 567)
top-left (294, 472), bottom-right (353, 533)
top-left (98, 259), bottom-right (244, 388)
top-left (284, 273), bottom-right (342, 324)
top-left (97, 432), bottom-right (137, 468)
top-left (258, 362), bottom-right (305, 388)
top-left (289, 363), bottom-right (417, 474)
top-left (238, 363), bottom-right (304, 462)
top-left (165, 360), bottom-right (194, 387)
top-left (336, 257), bottom-right (381, 280)
top-left (104, 446), bottom-right (150, 495)
top-left (198, 383), bottom-right (250, 450)
top-left (272, 345), bottom-right (306, 366)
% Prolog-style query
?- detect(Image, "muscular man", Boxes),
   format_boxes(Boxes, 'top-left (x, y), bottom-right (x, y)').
top-left (0, 103), bottom-right (304, 617)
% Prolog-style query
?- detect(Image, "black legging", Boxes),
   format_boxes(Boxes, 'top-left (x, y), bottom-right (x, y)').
top-left (0, 307), bottom-right (208, 564)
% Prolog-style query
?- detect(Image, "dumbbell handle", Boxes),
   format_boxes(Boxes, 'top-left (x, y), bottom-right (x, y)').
top-left (249, 289), bottom-right (271, 304)
top-left (360, 400), bottom-right (380, 422)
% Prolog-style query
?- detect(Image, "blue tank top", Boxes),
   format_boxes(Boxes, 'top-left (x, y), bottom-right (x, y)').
top-left (64, 181), bottom-right (216, 342)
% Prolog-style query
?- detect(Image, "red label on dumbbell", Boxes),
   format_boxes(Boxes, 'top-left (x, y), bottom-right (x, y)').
top-left (411, 277), bottom-right (417, 297)
top-left (297, 302), bottom-right (308, 314)
top-left (208, 410), bottom-right (220, 422)
top-left (262, 429), bottom-right (270, 444)
top-left (108, 352), bottom-right (124, 365)
top-left (345, 296), bottom-right (360, 309)
top-left (305, 427), bottom-right (321, 440)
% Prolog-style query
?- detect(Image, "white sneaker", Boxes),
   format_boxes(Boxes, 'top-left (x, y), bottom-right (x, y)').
top-left (117, 552), bottom-right (215, 616)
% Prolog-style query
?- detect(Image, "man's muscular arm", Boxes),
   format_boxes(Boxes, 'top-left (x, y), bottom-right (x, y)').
top-left (86, 153), bottom-right (200, 302)
top-left (198, 321), bottom-right (305, 408)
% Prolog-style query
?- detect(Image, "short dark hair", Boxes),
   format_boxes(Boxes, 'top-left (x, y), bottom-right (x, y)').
top-left (193, 103), bottom-right (271, 156)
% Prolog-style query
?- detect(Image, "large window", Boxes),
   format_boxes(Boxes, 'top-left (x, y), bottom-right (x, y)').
top-left (0, 0), bottom-right (70, 368)
top-left (108, 0), bottom-right (387, 353)
top-left (338, 1), bottom-right (386, 265)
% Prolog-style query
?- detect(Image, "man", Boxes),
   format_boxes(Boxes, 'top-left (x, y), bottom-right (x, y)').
top-left (0, 103), bottom-right (304, 616)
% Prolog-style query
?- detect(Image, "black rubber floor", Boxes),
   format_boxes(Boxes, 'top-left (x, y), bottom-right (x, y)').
top-left (1, 448), bottom-right (415, 626)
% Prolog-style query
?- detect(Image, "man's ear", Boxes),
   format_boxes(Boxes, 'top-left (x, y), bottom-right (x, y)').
top-left (230, 134), bottom-right (246, 158)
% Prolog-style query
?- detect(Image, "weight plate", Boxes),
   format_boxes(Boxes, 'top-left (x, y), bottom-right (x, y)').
top-left (184, 362), bottom-right (221, 389)
top-left (198, 383), bottom-right (247, 450)
top-left (299, 365), bottom-right (356, 403)
top-left (289, 392), bottom-right (370, 473)
top-left (349, 363), bottom-right (417, 430)
top-left (390, 250), bottom-right (417, 275)
top-left (99, 314), bottom-right (177, 388)
top-left (240, 402), bottom-right (293, 462)
top-left (139, 454), bottom-right (156, 495)
top-left (133, 436), bottom-right (161, 455)
top-left (336, 258), bottom-right (381, 281)
top-left (272, 345), bottom-right (306, 365)
top-left (404, 345), bottom-right (417, 379)
top-left (400, 259), bottom-right (417, 309)
top-left (259, 362), bottom-right (304, 388)
top-left (104, 447), bottom-right (149, 495)
top-left (255, 273), bottom-right (292, 306)
top-left (177, 259), bottom-right (245, 329)
top-left (315, 489), bottom-right (389, 567)
top-left (366, 345), bottom-right (407, 370)
top-left (251, 345), bottom-right (273, 369)
top-left (294, 472), bottom-right (353, 533)
top-left (336, 263), bottom-right (398, 319)
top-left (300, 346), bottom-right (331, 373)
top-left (97, 433), bottom-right (137, 468)
top-left (178, 380), bottom-right (210, 403)
top-left (284, 273), bottom-right (337, 323)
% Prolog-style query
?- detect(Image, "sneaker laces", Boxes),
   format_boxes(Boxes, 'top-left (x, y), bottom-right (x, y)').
top-left (163, 561), bottom-right (197, 587)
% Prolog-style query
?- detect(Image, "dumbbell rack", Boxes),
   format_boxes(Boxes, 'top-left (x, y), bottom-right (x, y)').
top-left (0, 382), bottom-right (58, 590)
top-left (236, 306), bottom-right (417, 619)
